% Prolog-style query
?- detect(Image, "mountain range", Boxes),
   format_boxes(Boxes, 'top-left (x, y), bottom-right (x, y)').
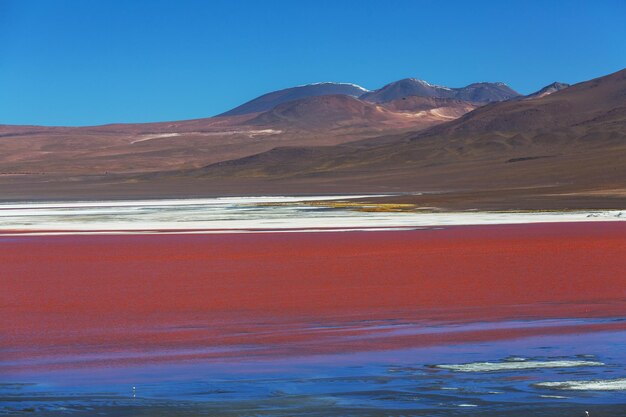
top-left (0, 77), bottom-right (511, 178)
top-left (359, 78), bottom-right (520, 103)
top-left (0, 69), bottom-right (624, 210)
top-left (220, 78), bottom-right (520, 116)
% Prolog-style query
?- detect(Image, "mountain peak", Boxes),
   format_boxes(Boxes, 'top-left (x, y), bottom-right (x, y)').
top-left (398, 78), bottom-right (453, 90)
top-left (404, 78), bottom-right (431, 85)
top-left (297, 81), bottom-right (369, 92)
top-left (361, 79), bottom-right (519, 103)
top-left (525, 82), bottom-right (570, 99)
top-left (219, 82), bottom-right (369, 116)
top-left (359, 78), bottom-right (453, 103)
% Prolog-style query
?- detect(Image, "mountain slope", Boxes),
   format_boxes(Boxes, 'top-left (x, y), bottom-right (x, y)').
top-left (525, 82), bottom-right (570, 99)
top-left (0, 90), bottom-right (476, 179)
top-left (452, 82), bottom-right (520, 102)
top-left (246, 95), bottom-right (389, 129)
top-left (218, 82), bottom-right (369, 116)
top-left (245, 94), bottom-right (477, 131)
top-left (421, 69), bottom-right (624, 135)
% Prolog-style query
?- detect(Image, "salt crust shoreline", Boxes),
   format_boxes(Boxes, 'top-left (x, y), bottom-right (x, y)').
top-left (0, 196), bottom-right (623, 235)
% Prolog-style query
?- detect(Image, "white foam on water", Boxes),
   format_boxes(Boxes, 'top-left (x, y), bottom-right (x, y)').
top-left (535, 378), bottom-right (626, 391)
top-left (434, 360), bottom-right (604, 372)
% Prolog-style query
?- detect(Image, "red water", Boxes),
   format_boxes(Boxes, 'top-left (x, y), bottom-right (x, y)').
top-left (2, 222), bottom-right (625, 371)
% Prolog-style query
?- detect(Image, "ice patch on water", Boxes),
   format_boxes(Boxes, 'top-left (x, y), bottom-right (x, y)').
top-left (434, 359), bottom-right (604, 372)
top-left (535, 378), bottom-right (626, 391)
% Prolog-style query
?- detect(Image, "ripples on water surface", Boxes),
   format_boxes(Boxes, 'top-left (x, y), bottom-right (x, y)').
top-left (2, 315), bottom-right (626, 416)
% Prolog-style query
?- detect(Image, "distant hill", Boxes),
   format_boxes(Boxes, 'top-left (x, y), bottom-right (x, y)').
top-left (246, 94), bottom-right (476, 130)
top-left (360, 78), bottom-right (520, 103)
top-left (0, 84), bottom-right (477, 184)
top-left (218, 82), bottom-right (369, 116)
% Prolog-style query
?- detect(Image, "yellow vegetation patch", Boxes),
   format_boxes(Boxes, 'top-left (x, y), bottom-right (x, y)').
top-left (255, 201), bottom-right (418, 213)
top-left (310, 201), bottom-right (417, 212)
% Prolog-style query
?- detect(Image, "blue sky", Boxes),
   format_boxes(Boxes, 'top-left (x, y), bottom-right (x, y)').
top-left (1, 0), bottom-right (625, 126)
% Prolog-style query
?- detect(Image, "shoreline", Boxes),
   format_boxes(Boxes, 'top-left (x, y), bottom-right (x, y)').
top-left (1, 218), bottom-right (624, 236)
top-left (0, 181), bottom-right (625, 211)
top-left (0, 195), bottom-right (623, 235)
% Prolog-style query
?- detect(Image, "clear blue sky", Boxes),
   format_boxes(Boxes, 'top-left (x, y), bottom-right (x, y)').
top-left (1, 0), bottom-right (625, 126)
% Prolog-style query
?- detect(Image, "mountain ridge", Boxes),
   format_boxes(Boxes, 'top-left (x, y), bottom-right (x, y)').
top-left (524, 82), bottom-right (571, 100)
top-left (219, 77), bottom-right (520, 117)
top-left (359, 79), bottom-right (520, 103)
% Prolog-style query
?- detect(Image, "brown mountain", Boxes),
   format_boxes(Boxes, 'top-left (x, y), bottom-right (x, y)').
top-left (0, 95), bottom-right (475, 177)
top-left (247, 95), bottom-right (396, 129)
top-left (246, 94), bottom-right (476, 131)
top-left (2, 69), bottom-right (623, 211)
top-left (381, 96), bottom-right (477, 118)
top-left (186, 68), bottom-right (626, 209)
top-left (360, 78), bottom-right (520, 103)
top-left (217, 78), bottom-right (513, 117)
top-left (217, 82), bottom-right (369, 116)
top-left (0, 88), bottom-right (477, 199)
